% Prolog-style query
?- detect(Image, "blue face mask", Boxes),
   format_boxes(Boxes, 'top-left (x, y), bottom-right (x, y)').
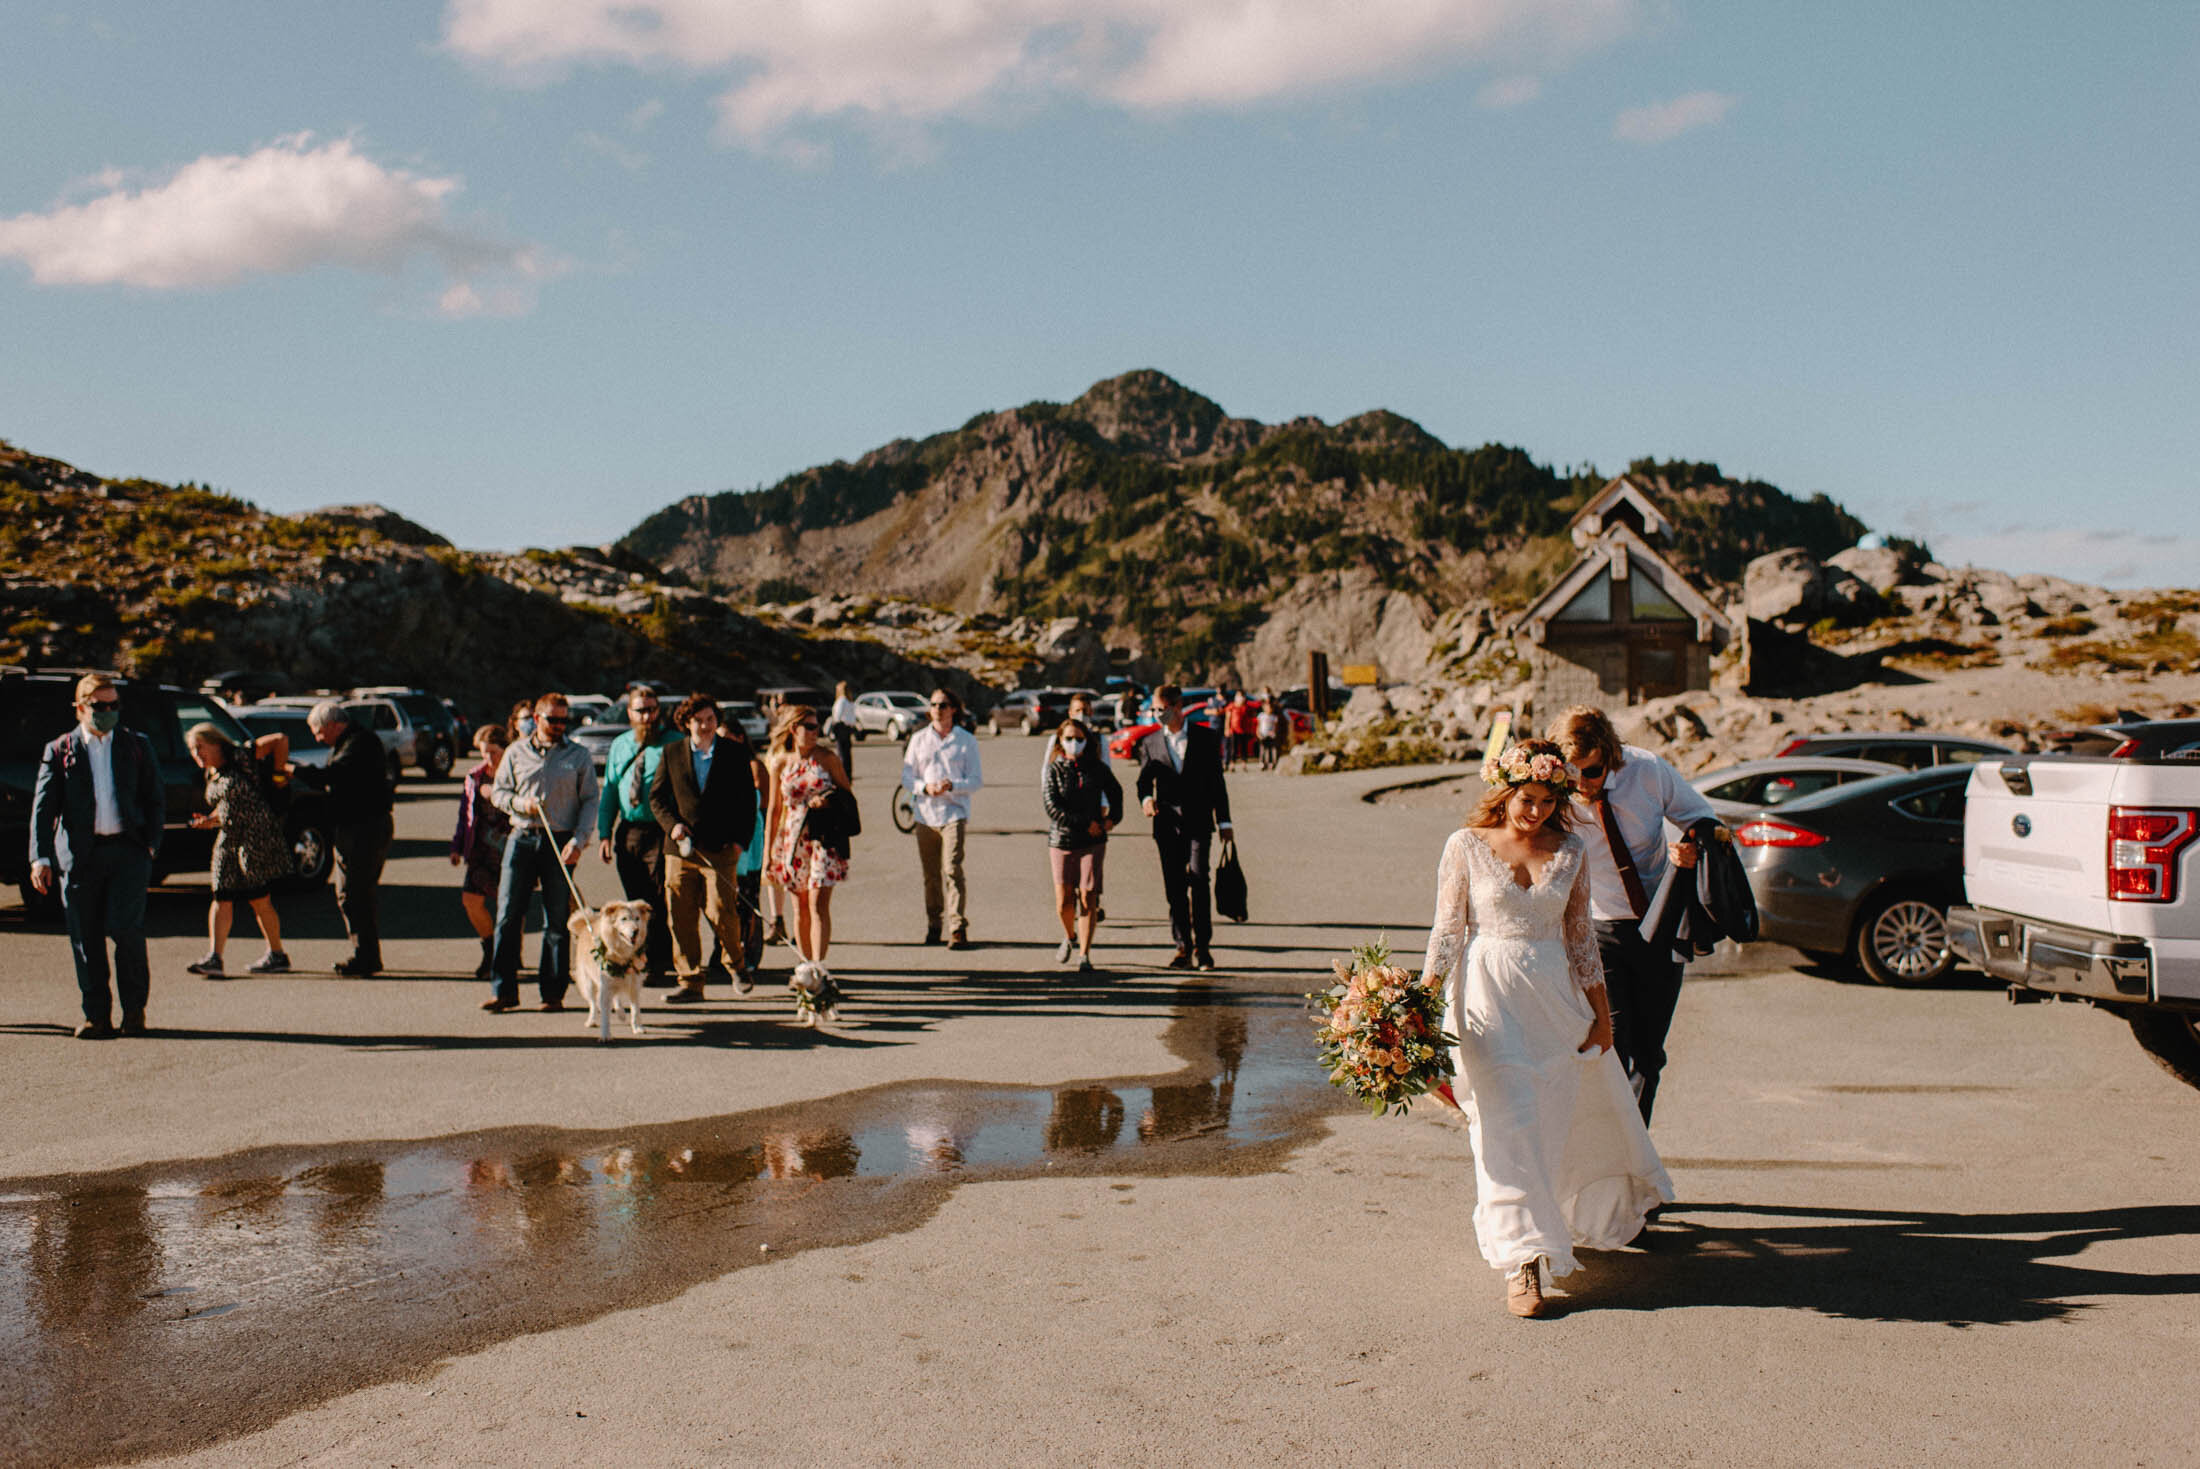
top-left (518, 716), bottom-right (536, 737)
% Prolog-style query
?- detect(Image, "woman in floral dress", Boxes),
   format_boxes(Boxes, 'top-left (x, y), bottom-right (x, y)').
top-left (765, 705), bottom-right (852, 971)
top-left (183, 723), bottom-right (294, 977)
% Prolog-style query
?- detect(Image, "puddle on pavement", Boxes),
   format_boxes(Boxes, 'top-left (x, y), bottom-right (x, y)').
top-left (0, 978), bottom-right (1346, 1468)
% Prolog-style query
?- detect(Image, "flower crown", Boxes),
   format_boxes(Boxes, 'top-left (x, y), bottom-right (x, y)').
top-left (1480, 744), bottom-right (1577, 795)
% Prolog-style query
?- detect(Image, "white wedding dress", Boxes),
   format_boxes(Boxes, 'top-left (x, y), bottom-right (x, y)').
top-left (1421, 828), bottom-right (1673, 1277)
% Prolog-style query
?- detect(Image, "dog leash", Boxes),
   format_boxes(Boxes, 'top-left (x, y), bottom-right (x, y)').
top-left (529, 804), bottom-right (613, 1041)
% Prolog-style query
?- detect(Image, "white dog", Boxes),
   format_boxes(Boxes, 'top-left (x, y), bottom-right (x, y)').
top-left (569, 900), bottom-right (652, 1037)
top-left (788, 961), bottom-right (842, 1028)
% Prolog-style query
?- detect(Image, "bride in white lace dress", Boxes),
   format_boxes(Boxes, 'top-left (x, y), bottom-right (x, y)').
top-left (1421, 739), bottom-right (1673, 1317)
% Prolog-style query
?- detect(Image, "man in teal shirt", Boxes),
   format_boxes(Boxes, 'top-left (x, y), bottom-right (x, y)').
top-left (596, 686), bottom-right (679, 984)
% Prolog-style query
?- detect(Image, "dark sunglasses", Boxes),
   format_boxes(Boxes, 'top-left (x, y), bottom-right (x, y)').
top-left (929, 701), bottom-right (954, 708)
top-left (540, 715), bottom-right (571, 726)
top-left (85, 698), bottom-right (121, 710)
top-left (798, 721), bottom-right (821, 731)
top-left (1575, 762), bottom-right (1607, 780)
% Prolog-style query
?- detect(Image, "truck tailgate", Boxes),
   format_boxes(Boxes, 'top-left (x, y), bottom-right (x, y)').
top-left (1963, 759), bottom-right (2113, 934)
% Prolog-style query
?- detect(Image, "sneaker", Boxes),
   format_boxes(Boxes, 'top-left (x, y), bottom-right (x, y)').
top-left (1056, 939), bottom-right (1075, 964)
top-left (923, 924), bottom-right (942, 946)
top-left (947, 932), bottom-right (972, 951)
top-left (1194, 949), bottom-right (1216, 971)
top-left (539, 998), bottom-right (566, 1013)
top-left (480, 998), bottom-right (516, 1013)
top-left (333, 956), bottom-right (382, 978)
top-left (1506, 1259), bottom-right (1547, 1319)
top-left (186, 953), bottom-right (224, 977)
top-left (1078, 955), bottom-right (1094, 973)
top-left (247, 951), bottom-right (291, 975)
top-left (733, 969), bottom-right (755, 996)
top-left (664, 987), bottom-right (708, 1005)
top-left (1167, 947), bottom-right (1194, 970)
top-left (119, 1013), bottom-right (149, 1037)
top-left (767, 918), bottom-right (791, 946)
top-left (74, 1021), bottom-right (116, 1039)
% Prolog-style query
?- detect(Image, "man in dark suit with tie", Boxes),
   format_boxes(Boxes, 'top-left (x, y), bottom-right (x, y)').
top-left (650, 693), bottom-right (761, 1003)
top-left (1135, 684), bottom-right (1234, 971)
top-left (28, 673), bottom-right (166, 1038)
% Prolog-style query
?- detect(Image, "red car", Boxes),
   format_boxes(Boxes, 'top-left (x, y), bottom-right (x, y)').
top-left (1108, 699), bottom-right (1310, 761)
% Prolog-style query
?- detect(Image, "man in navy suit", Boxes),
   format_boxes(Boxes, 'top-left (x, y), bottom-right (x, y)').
top-left (29, 673), bottom-right (166, 1038)
top-left (1134, 684), bottom-right (1234, 971)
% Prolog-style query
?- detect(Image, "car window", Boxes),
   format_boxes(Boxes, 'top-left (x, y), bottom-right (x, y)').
top-left (169, 691), bottom-right (250, 749)
top-left (1859, 742), bottom-right (1933, 769)
top-left (1762, 771), bottom-right (1842, 805)
top-left (1703, 776), bottom-right (1761, 803)
top-left (1892, 782), bottom-right (1966, 822)
top-left (1941, 746), bottom-right (1989, 765)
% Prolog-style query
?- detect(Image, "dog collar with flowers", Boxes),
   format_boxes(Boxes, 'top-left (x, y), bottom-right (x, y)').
top-left (1480, 746), bottom-right (1577, 796)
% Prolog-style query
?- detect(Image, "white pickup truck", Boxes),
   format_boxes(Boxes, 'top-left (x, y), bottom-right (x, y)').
top-left (1949, 753), bottom-right (2200, 1093)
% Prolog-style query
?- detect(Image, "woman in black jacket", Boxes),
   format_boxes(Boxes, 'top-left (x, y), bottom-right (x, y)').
top-left (1040, 718), bottom-right (1122, 972)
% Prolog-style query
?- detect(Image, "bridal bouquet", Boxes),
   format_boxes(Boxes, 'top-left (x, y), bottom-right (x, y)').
top-left (1310, 938), bottom-right (1456, 1116)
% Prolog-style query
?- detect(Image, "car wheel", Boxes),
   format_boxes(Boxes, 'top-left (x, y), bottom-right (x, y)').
top-left (425, 739), bottom-right (455, 779)
top-left (988, 717), bottom-right (1004, 737)
top-left (1854, 893), bottom-right (1954, 986)
top-left (2126, 1010), bottom-right (2200, 1094)
top-left (386, 752), bottom-right (403, 785)
top-left (283, 819), bottom-right (333, 890)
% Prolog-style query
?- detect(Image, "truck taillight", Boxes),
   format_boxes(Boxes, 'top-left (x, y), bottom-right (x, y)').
top-left (2108, 738), bottom-right (2141, 759)
top-left (1772, 737), bottom-right (1806, 758)
top-left (1732, 818), bottom-right (1827, 848)
top-left (2107, 807), bottom-right (2199, 902)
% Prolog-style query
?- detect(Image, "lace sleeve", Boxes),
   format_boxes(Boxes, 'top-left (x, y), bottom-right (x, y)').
top-left (1563, 840), bottom-right (1607, 995)
top-left (1421, 830), bottom-right (1474, 983)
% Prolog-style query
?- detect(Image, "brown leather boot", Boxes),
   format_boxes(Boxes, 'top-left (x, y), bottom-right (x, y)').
top-left (1506, 1259), bottom-right (1546, 1318)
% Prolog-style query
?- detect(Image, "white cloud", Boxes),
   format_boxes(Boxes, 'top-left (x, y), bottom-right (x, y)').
top-left (1612, 89), bottom-right (1736, 144)
top-left (443, 0), bottom-right (1639, 156)
top-left (1936, 526), bottom-right (2200, 592)
top-left (1476, 75), bottom-right (1544, 109)
top-left (0, 134), bottom-right (563, 315)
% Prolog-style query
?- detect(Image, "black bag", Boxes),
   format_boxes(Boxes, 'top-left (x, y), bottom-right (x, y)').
top-left (1214, 838), bottom-right (1248, 923)
top-left (808, 781), bottom-right (862, 855)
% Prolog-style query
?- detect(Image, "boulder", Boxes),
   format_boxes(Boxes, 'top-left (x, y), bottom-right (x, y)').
top-left (1744, 548), bottom-right (1876, 626)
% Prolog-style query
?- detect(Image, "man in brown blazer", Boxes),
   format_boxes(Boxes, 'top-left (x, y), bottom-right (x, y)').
top-left (650, 693), bottom-right (761, 1004)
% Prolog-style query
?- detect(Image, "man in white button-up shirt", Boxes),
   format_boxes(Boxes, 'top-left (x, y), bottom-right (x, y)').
top-left (1550, 704), bottom-right (1714, 1125)
top-left (29, 673), bottom-right (165, 1038)
top-left (900, 689), bottom-right (983, 947)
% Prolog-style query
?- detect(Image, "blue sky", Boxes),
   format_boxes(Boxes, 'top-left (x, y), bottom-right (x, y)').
top-left (3, 1), bottom-right (2195, 587)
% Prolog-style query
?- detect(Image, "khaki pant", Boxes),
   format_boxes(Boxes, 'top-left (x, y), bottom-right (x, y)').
top-left (665, 842), bottom-right (743, 983)
top-left (914, 819), bottom-right (968, 936)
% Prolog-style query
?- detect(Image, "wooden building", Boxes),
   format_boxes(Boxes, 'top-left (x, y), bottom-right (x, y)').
top-left (1512, 475), bottom-right (1730, 707)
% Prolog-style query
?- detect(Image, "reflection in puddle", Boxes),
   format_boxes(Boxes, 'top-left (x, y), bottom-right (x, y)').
top-left (0, 987), bottom-right (1327, 1468)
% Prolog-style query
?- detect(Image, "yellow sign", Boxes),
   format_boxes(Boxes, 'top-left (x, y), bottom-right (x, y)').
top-left (1484, 709), bottom-right (1514, 759)
top-left (1339, 664), bottom-right (1381, 686)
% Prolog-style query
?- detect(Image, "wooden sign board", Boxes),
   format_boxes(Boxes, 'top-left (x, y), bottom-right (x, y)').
top-left (1339, 664), bottom-right (1381, 687)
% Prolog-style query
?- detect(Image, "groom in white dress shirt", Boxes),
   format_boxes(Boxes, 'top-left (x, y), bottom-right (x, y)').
top-left (1548, 705), bottom-right (1714, 1125)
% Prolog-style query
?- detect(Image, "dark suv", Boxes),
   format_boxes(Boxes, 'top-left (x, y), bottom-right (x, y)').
top-left (350, 686), bottom-right (463, 778)
top-left (2, 670), bottom-right (335, 916)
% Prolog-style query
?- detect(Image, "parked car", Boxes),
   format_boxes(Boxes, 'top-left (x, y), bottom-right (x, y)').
top-left (1732, 764), bottom-right (1973, 985)
top-left (1768, 732), bottom-right (2012, 769)
top-left (350, 686), bottom-right (465, 778)
top-left (200, 669), bottom-right (302, 705)
top-left (232, 706), bottom-right (331, 772)
top-left (2038, 718), bottom-right (2200, 761)
top-left (564, 694), bottom-right (617, 728)
top-left (257, 694), bottom-right (422, 781)
top-left (853, 691), bottom-right (929, 741)
top-left (570, 715), bottom-right (627, 770)
top-left (722, 700), bottom-right (768, 743)
top-left (1949, 749), bottom-right (2200, 1092)
top-left (2, 670), bottom-right (334, 917)
top-left (1692, 756), bottom-right (1903, 823)
top-left (988, 689), bottom-right (1091, 737)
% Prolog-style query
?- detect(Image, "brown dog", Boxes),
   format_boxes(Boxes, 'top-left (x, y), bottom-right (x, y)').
top-left (569, 900), bottom-right (652, 1037)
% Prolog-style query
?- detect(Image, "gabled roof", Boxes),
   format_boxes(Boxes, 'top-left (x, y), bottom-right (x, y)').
top-left (1514, 524), bottom-right (1730, 645)
top-left (1568, 473), bottom-right (1673, 548)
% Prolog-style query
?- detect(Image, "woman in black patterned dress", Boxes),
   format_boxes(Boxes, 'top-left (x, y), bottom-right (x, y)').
top-left (184, 723), bottom-right (295, 977)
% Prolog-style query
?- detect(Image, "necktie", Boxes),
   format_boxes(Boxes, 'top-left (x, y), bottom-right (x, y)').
top-left (1595, 795), bottom-right (1652, 919)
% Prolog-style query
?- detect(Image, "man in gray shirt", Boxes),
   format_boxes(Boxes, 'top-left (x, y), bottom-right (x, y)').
top-left (486, 691), bottom-right (601, 1013)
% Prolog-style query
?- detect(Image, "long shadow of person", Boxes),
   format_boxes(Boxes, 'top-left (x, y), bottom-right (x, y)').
top-left (1569, 1201), bottom-right (2200, 1326)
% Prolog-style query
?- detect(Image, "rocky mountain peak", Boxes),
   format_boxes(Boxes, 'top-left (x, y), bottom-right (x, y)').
top-left (1063, 369), bottom-right (1234, 459)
